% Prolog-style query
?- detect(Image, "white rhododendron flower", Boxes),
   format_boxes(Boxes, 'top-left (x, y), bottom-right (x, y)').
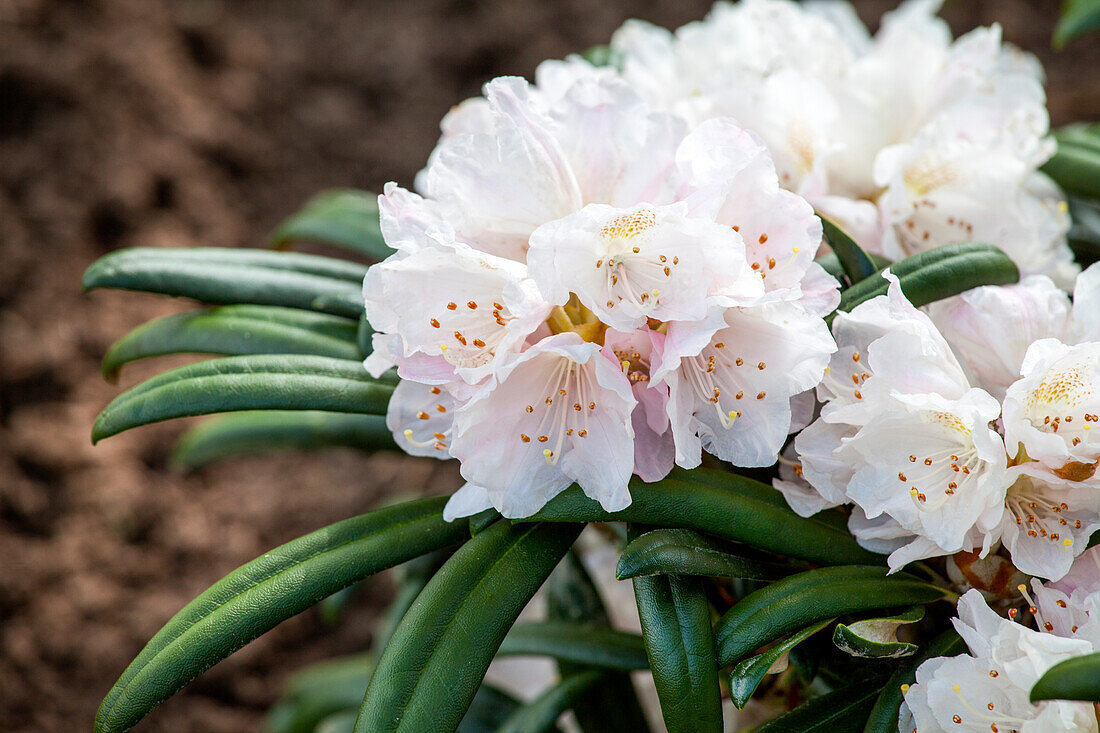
top-left (780, 266), bottom-right (1100, 579)
top-left (1003, 341), bottom-right (1100, 478)
top-left (900, 590), bottom-right (1097, 733)
top-left (364, 72), bottom-right (836, 519)
top-left (603, 0), bottom-right (1076, 286)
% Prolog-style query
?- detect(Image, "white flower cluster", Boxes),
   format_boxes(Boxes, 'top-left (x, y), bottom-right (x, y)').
top-left (779, 266), bottom-right (1100, 580)
top-left (900, 549), bottom-right (1100, 732)
top-left (609, 0), bottom-right (1076, 286)
top-left (364, 75), bottom-right (836, 519)
top-left (362, 0), bottom-right (1087, 531)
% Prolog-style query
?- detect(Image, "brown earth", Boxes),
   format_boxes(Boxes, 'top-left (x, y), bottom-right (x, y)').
top-left (1, 1), bottom-right (1097, 731)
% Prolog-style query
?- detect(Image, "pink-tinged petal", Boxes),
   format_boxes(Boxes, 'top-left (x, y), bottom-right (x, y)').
top-left (603, 329), bottom-right (674, 483)
top-left (793, 262), bottom-right (841, 318)
top-left (927, 276), bottom-right (1070, 401)
top-left (377, 183), bottom-right (456, 253)
top-left (443, 483), bottom-right (493, 522)
top-left (998, 463), bottom-right (1100, 580)
top-left (451, 333), bottom-right (636, 518)
top-left (385, 379), bottom-right (457, 460)
top-left (655, 301), bottom-right (835, 468)
top-left (418, 77), bottom-right (582, 262)
top-left (364, 242), bottom-right (550, 385)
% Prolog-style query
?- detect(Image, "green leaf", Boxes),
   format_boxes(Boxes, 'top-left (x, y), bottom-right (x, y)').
top-left (270, 189), bottom-right (392, 261)
top-left (528, 474), bottom-right (879, 567)
top-left (581, 44), bottom-right (619, 68)
top-left (267, 653), bottom-right (376, 733)
top-left (1054, 0), bottom-right (1100, 47)
top-left (832, 242), bottom-right (1019, 321)
top-left (355, 521), bottom-right (582, 733)
top-left (714, 566), bottom-right (949, 667)
top-left (498, 622), bottom-right (648, 670)
top-left (102, 305), bottom-right (361, 380)
top-left (357, 316), bottom-right (375, 356)
top-left (729, 618), bottom-right (835, 709)
top-left (468, 508), bottom-right (502, 536)
top-left (833, 606), bottom-right (924, 660)
top-left (497, 671), bottom-right (605, 733)
top-left (459, 685), bottom-right (527, 733)
top-left (863, 629), bottom-right (965, 733)
top-left (819, 214), bottom-right (878, 284)
top-left (83, 247), bottom-right (365, 318)
top-left (758, 671), bottom-right (890, 732)
top-left (316, 711), bottom-right (358, 733)
top-left (1031, 650), bottom-right (1100, 702)
top-left (170, 411), bottom-right (394, 471)
top-left (1044, 138), bottom-right (1100, 200)
top-left (633, 570), bottom-right (722, 732)
top-left (92, 355), bottom-right (393, 443)
top-left (1055, 123), bottom-right (1100, 154)
top-left (616, 527), bottom-right (793, 581)
top-left (814, 252), bottom-right (892, 283)
top-left (546, 550), bottom-right (649, 733)
top-left (270, 666), bottom-right (523, 733)
top-left (95, 497), bottom-right (470, 733)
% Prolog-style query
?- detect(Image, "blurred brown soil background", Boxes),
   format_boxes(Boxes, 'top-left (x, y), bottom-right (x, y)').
top-left (0, 1), bottom-right (1097, 730)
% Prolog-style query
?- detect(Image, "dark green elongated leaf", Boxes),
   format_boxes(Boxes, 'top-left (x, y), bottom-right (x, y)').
top-left (832, 242), bottom-right (1019, 321)
top-left (102, 305), bottom-right (361, 379)
top-left (170, 411), bottom-right (394, 471)
top-left (546, 550), bottom-right (649, 733)
top-left (83, 247), bottom-right (366, 318)
top-left (863, 629), bottom-right (965, 733)
top-left (617, 527), bottom-right (793, 581)
top-left (88, 246), bottom-right (369, 282)
top-left (357, 316), bottom-right (375, 356)
top-left (669, 466), bottom-right (850, 533)
top-left (267, 653), bottom-right (375, 733)
top-left (270, 550), bottom-right (455, 733)
top-left (633, 570), bottom-right (722, 732)
top-left (729, 618), bottom-right (835, 709)
top-left (714, 566), bottom-right (950, 667)
top-left (758, 672), bottom-right (890, 732)
top-left (355, 521), bottom-right (582, 733)
top-left (95, 497), bottom-right (469, 733)
top-left (270, 665), bottom-right (523, 733)
top-left (316, 711), bottom-right (357, 733)
top-left (271, 189), bottom-right (392, 261)
top-left (1042, 139), bottom-right (1100, 200)
top-left (1055, 124), bottom-right (1100, 154)
top-left (833, 606), bottom-right (924, 659)
top-left (528, 475), bottom-right (879, 567)
top-left (93, 355), bottom-right (393, 443)
top-left (468, 508), bottom-right (502, 536)
top-left (1054, 0), bottom-right (1100, 47)
top-left (498, 671), bottom-right (605, 733)
top-left (1031, 651), bottom-right (1100, 702)
top-left (460, 685), bottom-right (528, 733)
top-left (498, 622), bottom-right (648, 670)
top-left (815, 252), bottom-right (892, 283)
top-left (820, 214), bottom-right (877, 284)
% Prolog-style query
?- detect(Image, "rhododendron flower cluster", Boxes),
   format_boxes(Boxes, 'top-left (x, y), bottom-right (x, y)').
top-left (777, 265), bottom-right (1100, 580)
top-left (901, 549), bottom-right (1100, 732)
top-left (364, 73), bottom-right (837, 520)
top-left (604, 0), bottom-right (1077, 287)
